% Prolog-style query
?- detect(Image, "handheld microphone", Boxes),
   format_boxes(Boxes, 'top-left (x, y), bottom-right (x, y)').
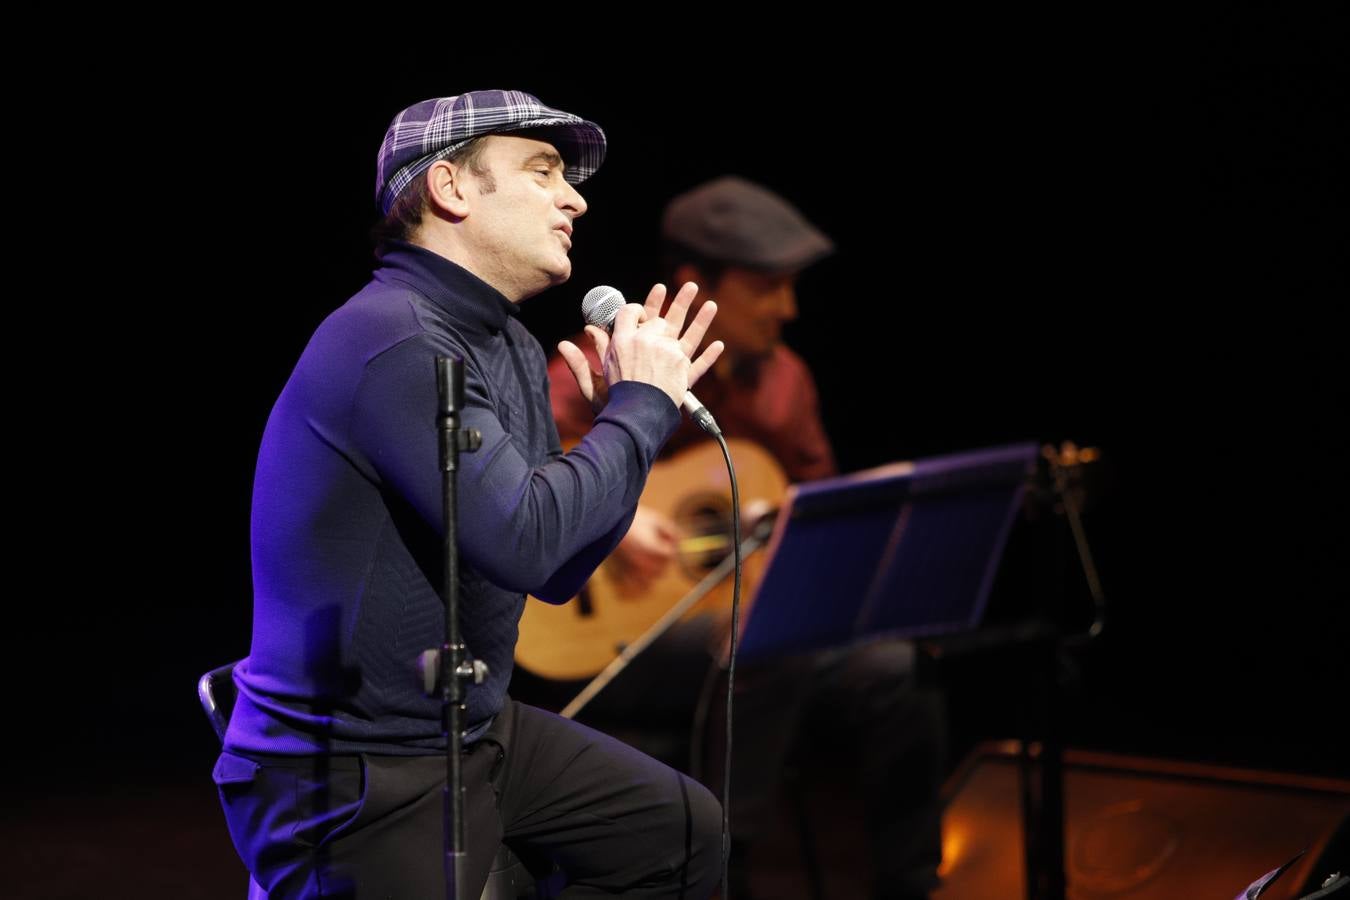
top-left (581, 285), bottom-right (721, 435)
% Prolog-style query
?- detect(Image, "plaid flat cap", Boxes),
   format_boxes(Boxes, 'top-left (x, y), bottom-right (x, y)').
top-left (376, 89), bottom-right (607, 215)
top-left (661, 176), bottom-right (834, 272)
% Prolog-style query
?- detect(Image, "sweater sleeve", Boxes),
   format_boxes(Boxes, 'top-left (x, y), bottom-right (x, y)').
top-left (348, 333), bottom-right (680, 596)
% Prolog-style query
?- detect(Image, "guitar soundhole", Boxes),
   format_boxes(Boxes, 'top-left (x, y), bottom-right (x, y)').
top-left (676, 495), bottom-right (734, 581)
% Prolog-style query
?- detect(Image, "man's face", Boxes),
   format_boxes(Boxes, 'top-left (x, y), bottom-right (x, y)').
top-left (700, 266), bottom-right (800, 359)
top-left (458, 135), bottom-right (587, 299)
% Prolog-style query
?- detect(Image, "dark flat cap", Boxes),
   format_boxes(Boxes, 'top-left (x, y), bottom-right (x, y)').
top-left (661, 176), bottom-right (833, 271)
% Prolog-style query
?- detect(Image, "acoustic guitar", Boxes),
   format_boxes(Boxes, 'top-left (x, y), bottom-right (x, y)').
top-left (515, 439), bottom-right (788, 681)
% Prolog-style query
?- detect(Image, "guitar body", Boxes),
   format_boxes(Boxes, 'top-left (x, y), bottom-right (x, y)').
top-left (516, 439), bottom-right (788, 681)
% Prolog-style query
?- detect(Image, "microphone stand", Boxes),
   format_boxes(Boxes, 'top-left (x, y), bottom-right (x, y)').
top-left (421, 356), bottom-right (482, 900)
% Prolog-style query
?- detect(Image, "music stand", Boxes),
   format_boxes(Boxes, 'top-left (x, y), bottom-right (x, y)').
top-left (733, 442), bottom-right (1069, 898)
top-left (737, 442), bottom-right (1038, 665)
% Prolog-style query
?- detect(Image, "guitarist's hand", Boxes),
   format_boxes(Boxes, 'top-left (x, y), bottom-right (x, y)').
top-left (613, 506), bottom-right (678, 591)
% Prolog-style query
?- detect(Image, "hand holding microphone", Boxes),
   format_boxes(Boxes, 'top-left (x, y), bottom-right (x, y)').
top-left (558, 282), bottom-right (724, 434)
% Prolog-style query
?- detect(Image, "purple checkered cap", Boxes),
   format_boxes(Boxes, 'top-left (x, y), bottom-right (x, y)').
top-left (375, 89), bottom-right (607, 215)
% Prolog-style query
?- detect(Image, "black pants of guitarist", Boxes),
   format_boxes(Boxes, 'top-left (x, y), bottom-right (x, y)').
top-left (214, 699), bottom-right (723, 899)
top-left (701, 640), bottom-right (947, 899)
top-left (579, 622), bottom-right (946, 900)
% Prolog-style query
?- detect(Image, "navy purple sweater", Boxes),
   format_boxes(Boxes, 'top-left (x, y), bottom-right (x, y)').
top-left (226, 242), bottom-right (679, 756)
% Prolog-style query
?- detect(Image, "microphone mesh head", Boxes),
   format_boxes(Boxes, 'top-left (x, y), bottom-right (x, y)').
top-left (581, 285), bottom-right (626, 329)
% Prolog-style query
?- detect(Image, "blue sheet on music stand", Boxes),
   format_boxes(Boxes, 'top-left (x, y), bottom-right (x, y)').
top-left (736, 443), bottom-right (1039, 665)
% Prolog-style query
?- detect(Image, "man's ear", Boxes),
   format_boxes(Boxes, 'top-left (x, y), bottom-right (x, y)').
top-left (426, 159), bottom-right (472, 219)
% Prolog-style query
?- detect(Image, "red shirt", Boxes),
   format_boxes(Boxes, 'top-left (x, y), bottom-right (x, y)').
top-left (549, 342), bottom-right (837, 483)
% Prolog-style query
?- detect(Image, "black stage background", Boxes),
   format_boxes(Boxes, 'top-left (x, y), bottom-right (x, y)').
top-left (30, 20), bottom-right (1343, 798)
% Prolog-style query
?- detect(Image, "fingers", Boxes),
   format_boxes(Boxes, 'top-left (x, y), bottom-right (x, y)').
top-left (611, 302), bottom-right (645, 338)
top-left (557, 341), bottom-right (595, 402)
top-left (584, 324), bottom-right (609, 361)
top-left (631, 281), bottom-right (707, 354)
top-left (660, 281), bottom-right (700, 335)
top-left (641, 283), bottom-right (668, 323)
top-left (652, 517), bottom-right (679, 543)
top-left (678, 298), bottom-right (717, 358)
top-left (688, 340), bottom-right (725, 387)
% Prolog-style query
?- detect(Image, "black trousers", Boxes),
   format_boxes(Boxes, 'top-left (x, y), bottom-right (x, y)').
top-left (215, 699), bottom-right (723, 899)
